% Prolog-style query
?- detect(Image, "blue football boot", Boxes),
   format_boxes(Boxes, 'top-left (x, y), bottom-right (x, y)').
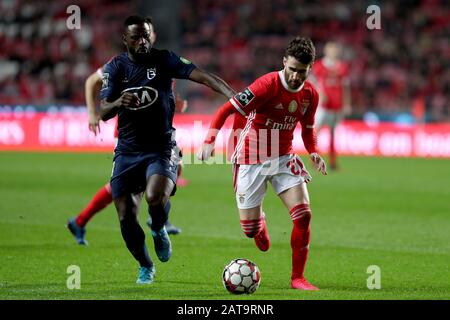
top-left (67, 218), bottom-right (88, 245)
top-left (136, 265), bottom-right (156, 284)
top-left (151, 226), bottom-right (172, 262)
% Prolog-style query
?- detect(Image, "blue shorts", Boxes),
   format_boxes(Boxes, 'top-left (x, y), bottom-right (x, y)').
top-left (110, 151), bottom-right (178, 199)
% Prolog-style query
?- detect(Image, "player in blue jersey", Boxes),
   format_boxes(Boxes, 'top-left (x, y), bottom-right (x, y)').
top-left (99, 15), bottom-right (236, 284)
top-left (67, 22), bottom-right (183, 246)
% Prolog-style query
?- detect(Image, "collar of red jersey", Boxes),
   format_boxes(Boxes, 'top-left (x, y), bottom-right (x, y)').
top-left (278, 70), bottom-right (305, 93)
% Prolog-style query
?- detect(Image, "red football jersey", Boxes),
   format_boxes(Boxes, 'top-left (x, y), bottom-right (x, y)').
top-left (313, 58), bottom-right (349, 111)
top-left (225, 113), bottom-right (247, 161)
top-left (228, 71), bottom-right (319, 164)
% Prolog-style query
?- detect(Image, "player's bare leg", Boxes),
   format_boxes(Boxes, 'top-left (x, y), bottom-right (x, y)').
top-left (156, 164), bottom-right (183, 235)
top-left (114, 193), bottom-right (155, 284)
top-left (239, 206), bottom-right (270, 252)
top-left (279, 183), bottom-right (319, 290)
top-left (176, 162), bottom-right (189, 187)
top-left (146, 166), bottom-right (182, 235)
top-left (145, 174), bottom-right (174, 262)
top-left (147, 201), bottom-right (182, 235)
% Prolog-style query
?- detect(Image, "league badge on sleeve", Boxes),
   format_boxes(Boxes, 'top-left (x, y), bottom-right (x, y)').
top-left (180, 57), bottom-right (192, 64)
top-left (101, 73), bottom-right (109, 90)
top-left (235, 88), bottom-right (255, 108)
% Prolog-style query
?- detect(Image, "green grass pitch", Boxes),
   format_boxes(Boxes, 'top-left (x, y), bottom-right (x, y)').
top-left (0, 152), bottom-right (449, 300)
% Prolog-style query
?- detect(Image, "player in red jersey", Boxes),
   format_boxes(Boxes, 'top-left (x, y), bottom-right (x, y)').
top-left (311, 41), bottom-right (351, 170)
top-left (198, 37), bottom-right (327, 290)
top-left (67, 24), bottom-right (185, 245)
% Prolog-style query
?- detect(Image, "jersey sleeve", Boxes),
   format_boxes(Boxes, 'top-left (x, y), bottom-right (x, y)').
top-left (99, 59), bottom-right (121, 102)
top-left (228, 74), bottom-right (274, 117)
top-left (166, 51), bottom-right (197, 79)
top-left (300, 88), bottom-right (320, 154)
top-left (204, 101), bottom-right (235, 144)
top-left (229, 74), bottom-right (274, 117)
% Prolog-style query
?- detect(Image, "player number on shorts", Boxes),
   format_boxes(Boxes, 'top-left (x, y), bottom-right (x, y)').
top-left (286, 157), bottom-right (304, 176)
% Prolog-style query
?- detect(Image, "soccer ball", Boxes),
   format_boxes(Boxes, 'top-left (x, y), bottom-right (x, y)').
top-left (222, 258), bottom-right (261, 294)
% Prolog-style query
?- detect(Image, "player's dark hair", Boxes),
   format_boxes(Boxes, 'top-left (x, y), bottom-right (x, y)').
top-left (124, 15), bottom-right (153, 29)
top-left (285, 37), bottom-right (316, 65)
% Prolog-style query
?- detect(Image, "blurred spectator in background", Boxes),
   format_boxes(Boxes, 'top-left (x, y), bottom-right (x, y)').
top-left (0, 0), bottom-right (133, 105)
top-left (1, 0), bottom-right (448, 122)
top-left (312, 41), bottom-right (351, 170)
top-left (179, 0), bottom-right (449, 122)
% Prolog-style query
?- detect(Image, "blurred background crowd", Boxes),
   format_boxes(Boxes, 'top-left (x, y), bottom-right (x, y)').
top-left (0, 0), bottom-right (448, 122)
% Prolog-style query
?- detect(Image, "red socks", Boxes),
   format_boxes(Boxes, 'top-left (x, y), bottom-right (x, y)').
top-left (239, 204), bottom-right (313, 281)
top-left (76, 183), bottom-right (113, 227)
top-left (240, 218), bottom-right (263, 238)
top-left (289, 204), bottom-right (312, 280)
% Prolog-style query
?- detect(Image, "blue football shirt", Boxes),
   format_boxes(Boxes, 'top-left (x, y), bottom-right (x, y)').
top-left (100, 49), bottom-right (196, 153)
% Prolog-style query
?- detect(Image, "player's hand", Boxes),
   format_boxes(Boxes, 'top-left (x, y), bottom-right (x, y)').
top-left (310, 152), bottom-right (327, 175)
top-left (118, 92), bottom-right (140, 109)
top-left (300, 167), bottom-right (312, 183)
top-left (88, 112), bottom-right (101, 135)
top-left (197, 143), bottom-right (215, 161)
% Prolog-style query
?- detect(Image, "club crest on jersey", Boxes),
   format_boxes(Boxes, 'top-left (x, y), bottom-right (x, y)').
top-left (288, 100), bottom-right (298, 113)
top-left (301, 99), bottom-right (310, 114)
top-left (235, 88), bottom-right (255, 108)
top-left (121, 86), bottom-right (158, 110)
top-left (147, 68), bottom-right (156, 80)
top-left (238, 194), bottom-right (245, 204)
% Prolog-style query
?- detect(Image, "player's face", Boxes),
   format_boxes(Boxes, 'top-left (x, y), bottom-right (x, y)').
top-left (124, 23), bottom-right (154, 55)
top-left (283, 56), bottom-right (311, 89)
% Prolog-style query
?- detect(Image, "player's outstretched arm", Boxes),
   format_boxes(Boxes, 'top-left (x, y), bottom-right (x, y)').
top-left (85, 72), bottom-right (102, 135)
top-left (188, 68), bottom-right (236, 99)
top-left (300, 126), bottom-right (326, 175)
top-left (100, 93), bottom-right (140, 121)
top-left (300, 123), bottom-right (327, 176)
top-left (197, 100), bottom-right (236, 161)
